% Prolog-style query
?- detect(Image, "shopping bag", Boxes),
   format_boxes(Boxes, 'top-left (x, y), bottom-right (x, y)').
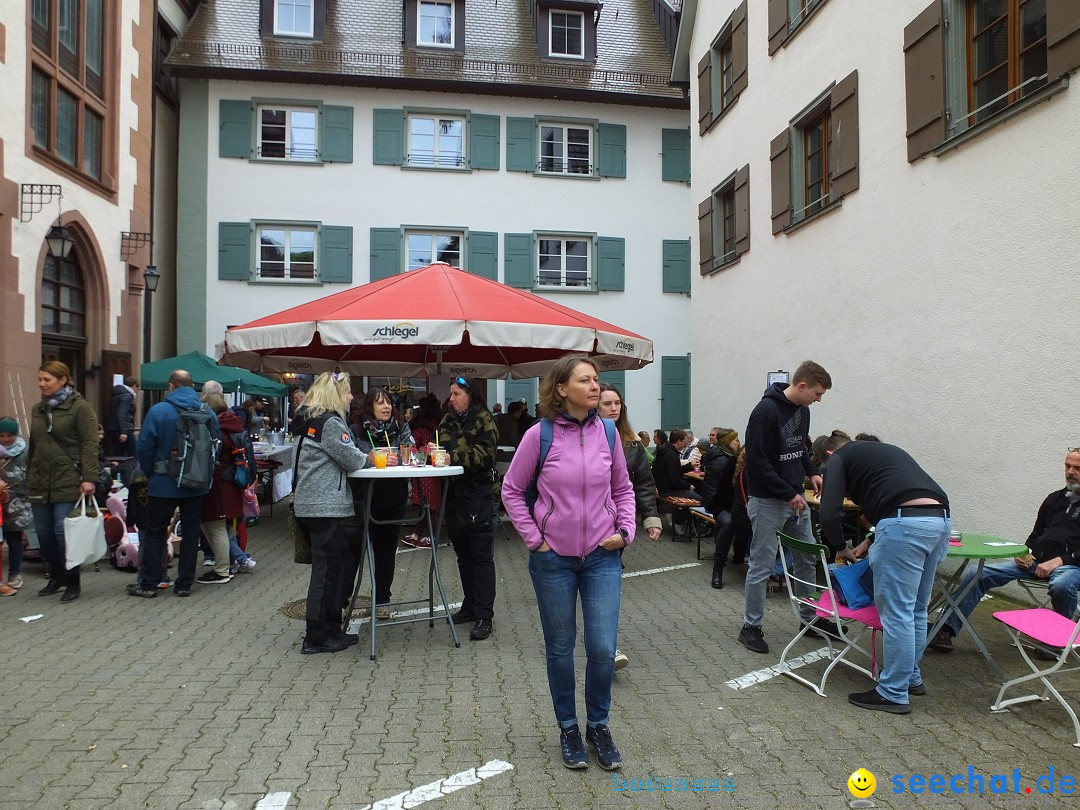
top-left (64, 496), bottom-right (107, 569)
top-left (288, 503), bottom-right (312, 565)
top-left (828, 557), bottom-right (875, 609)
top-left (242, 483), bottom-right (260, 518)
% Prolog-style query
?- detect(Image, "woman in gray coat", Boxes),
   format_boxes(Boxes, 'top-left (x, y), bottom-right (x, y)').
top-left (293, 372), bottom-right (371, 655)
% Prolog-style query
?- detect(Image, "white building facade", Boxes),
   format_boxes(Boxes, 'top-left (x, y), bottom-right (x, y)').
top-left (677, 0), bottom-right (1080, 538)
top-left (168, 0), bottom-right (694, 430)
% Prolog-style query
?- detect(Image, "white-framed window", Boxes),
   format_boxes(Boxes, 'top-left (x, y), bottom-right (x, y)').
top-left (549, 11), bottom-right (584, 59)
top-left (539, 122), bottom-right (591, 175)
top-left (274, 0), bottom-right (314, 37)
top-left (258, 105), bottom-right (318, 160)
top-left (537, 236), bottom-right (590, 288)
top-left (407, 114), bottom-right (465, 168)
top-left (406, 230), bottom-right (463, 272)
top-left (257, 225), bottom-right (317, 281)
top-left (418, 1), bottom-right (454, 48)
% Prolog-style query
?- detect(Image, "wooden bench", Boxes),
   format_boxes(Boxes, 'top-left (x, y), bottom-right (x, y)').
top-left (688, 506), bottom-right (718, 560)
top-left (656, 493), bottom-right (704, 548)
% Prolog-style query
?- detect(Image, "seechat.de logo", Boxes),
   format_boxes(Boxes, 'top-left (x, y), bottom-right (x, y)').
top-left (371, 323), bottom-right (420, 339)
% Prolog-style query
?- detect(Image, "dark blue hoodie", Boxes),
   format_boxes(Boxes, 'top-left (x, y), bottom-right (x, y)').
top-left (744, 383), bottom-right (816, 501)
top-left (136, 385), bottom-right (220, 498)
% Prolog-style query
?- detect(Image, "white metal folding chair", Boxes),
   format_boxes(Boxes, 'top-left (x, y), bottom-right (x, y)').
top-left (777, 531), bottom-right (881, 697)
top-left (990, 608), bottom-right (1080, 747)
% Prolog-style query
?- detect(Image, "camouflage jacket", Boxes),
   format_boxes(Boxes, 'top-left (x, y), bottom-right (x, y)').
top-left (437, 407), bottom-right (498, 480)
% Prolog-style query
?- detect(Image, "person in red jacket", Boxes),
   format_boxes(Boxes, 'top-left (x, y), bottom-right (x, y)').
top-left (197, 393), bottom-right (245, 584)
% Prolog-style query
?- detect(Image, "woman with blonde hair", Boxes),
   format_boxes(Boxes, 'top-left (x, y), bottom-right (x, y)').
top-left (292, 372), bottom-right (371, 654)
top-left (502, 355), bottom-right (636, 771)
top-left (26, 361), bottom-right (100, 603)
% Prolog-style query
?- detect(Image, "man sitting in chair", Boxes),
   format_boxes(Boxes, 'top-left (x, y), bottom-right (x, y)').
top-left (818, 432), bottom-right (950, 714)
top-left (929, 449), bottom-right (1080, 653)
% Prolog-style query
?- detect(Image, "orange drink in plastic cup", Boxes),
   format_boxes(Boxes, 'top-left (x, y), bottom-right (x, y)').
top-left (373, 448), bottom-right (389, 469)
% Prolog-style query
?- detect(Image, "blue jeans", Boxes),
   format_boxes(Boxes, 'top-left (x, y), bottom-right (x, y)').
top-left (32, 501), bottom-right (77, 581)
top-left (3, 528), bottom-right (25, 576)
top-left (944, 559), bottom-right (1080, 635)
top-left (745, 497), bottom-right (816, 627)
top-left (870, 516), bottom-right (950, 703)
top-left (227, 522), bottom-right (252, 564)
top-left (529, 546), bottom-right (621, 729)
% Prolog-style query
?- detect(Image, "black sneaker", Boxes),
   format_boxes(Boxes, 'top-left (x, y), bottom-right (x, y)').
top-left (301, 637), bottom-right (349, 655)
top-left (801, 618), bottom-right (842, 638)
top-left (451, 609), bottom-right (476, 625)
top-left (175, 588), bottom-right (191, 597)
top-left (125, 583), bottom-right (157, 599)
top-left (196, 571), bottom-right (233, 585)
top-left (908, 682), bottom-right (927, 696)
top-left (738, 624), bottom-right (769, 654)
top-left (848, 688), bottom-right (912, 714)
top-left (585, 724), bottom-right (622, 770)
top-left (559, 725), bottom-right (588, 770)
top-left (470, 619), bottom-right (493, 641)
top-left (927, 628), bottom-right (954, 653)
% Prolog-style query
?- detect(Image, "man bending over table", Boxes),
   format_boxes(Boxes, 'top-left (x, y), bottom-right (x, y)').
top-left (928, 448), bottom-right (1080, 653)
top-left (819, 433), bottom-right (950, 714)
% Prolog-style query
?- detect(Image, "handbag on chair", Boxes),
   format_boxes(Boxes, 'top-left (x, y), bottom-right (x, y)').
top-left (829, 557), bottom-right (875, 610)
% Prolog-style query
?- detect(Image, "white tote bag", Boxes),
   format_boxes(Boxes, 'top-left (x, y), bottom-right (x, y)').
top-left (64, 496), bottom-right (107, 569)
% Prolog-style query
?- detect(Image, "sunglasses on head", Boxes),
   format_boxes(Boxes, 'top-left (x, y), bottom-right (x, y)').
top-left (1070, 447), bottom-right (1080, 454)
top-left (453, 376), bottom-right (471, 391)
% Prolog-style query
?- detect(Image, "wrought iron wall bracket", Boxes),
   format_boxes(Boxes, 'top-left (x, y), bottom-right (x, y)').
top-left (120, 231), bottom-right (153, 259)
top-left (20, 184), bottom-right (63, 223)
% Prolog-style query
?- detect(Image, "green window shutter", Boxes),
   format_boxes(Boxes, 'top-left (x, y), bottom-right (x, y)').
top-left (320, 105), bottom-right (354, 163)
top-left (219, 100), bottom-right (252, 159)
top-left (662, 239), bottom-right (691, 293)
top-left (660, 356), bottom-right (691, 431)
top-left (466, 231), bottom-right (498, 280)
top-left (372, 109), bottom-right (404, 166)
top-left (320, 226), bottom-right (353, 283)
top-left (369, 228), bottom-right (401, 281)
top-left (661, 128), bottom-right (691, 182)
top-left (596, 236), bottom-right (625, 291)
top-left (218, 222), bottom-right (252, 280)
top-left (469, 114), bottom-right (500, 170)
top-left (504, 233), bottom-right (533, 288)
top-left (597, 123), bottom-right (627, 178)
top-left (598, 370), bottom-right (625, 391)
top-left (506, 117), bottom-right (536, 173)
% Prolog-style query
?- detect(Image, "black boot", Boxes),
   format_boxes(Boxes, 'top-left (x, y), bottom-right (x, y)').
top-left (61, 570), bottom-right (81, 603)
top-left (711, 558), bottom-right (724, 590)
top-left (38, 579), bottom-right (63, 596)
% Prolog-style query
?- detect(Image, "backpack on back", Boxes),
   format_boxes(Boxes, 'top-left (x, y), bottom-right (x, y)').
top-left (220, 430), bottom-right (255, 487)
top-left (156, 402), bottom-right (219, 490)
top-left (524, 417), bottom-right (618, 516)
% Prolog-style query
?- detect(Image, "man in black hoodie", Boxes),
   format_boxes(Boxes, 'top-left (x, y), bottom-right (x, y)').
top-left (738, 361), bottom-right (831, 654)
top-left (106, 377), bottom-right (139, 457)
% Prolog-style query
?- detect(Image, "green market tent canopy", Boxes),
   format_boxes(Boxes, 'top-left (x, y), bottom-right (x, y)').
top-left (139, 351), bottom-right (286, 397)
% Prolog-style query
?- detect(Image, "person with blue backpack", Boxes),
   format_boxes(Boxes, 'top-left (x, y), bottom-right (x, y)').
top-left (128, 369), bottom-right (220, 599)
top-left (501, 355), bottom-right (636, 772)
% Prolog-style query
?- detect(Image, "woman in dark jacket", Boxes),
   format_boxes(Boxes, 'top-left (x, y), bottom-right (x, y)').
top-left (700, 429), bottom-right (741, 589)
top-left (26, 361), bottom-right (100, 602)
top-left (348, 387), bottom-right (414, 619)
top-left (437, 376), bottom-right (498, 641)
top-left (198, 393), bottom-right (245, 584)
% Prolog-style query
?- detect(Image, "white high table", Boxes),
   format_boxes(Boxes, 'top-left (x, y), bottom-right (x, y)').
top-left (345, 464), bottom-right (463, 660)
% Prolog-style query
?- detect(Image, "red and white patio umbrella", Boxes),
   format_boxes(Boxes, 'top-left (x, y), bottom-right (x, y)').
top-left (219, 263), bottom-right (653, 379)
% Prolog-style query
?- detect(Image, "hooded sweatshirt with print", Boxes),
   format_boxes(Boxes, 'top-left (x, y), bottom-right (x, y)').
top-left (744, 383), bottom-right (817, 502)
top-left (502, 411), bottom-right (636, 555)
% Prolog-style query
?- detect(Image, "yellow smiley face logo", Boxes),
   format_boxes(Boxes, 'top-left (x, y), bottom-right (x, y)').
top-left (847, 768), bottom-right (876, 798)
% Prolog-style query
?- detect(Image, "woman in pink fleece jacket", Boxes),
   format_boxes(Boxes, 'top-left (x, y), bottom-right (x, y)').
top-left (501, 355), bottom-right (636, 772)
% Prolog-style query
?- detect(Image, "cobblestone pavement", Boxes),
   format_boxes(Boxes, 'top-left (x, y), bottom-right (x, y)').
top-left (2, 510), bottom-right (1076, 809)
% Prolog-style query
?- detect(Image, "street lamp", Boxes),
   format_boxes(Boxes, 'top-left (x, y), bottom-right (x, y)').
top-left (45, 223), bottom-right (75, 259)
top-left (142, 265), bottom-right (160, 363)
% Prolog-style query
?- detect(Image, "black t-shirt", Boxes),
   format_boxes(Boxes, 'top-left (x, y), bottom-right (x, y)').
top-left (819, 441), bottom-right (948, 552)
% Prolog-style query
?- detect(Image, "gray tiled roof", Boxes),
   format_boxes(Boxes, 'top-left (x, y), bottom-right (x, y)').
top-left (169, 0), bottom-right (687, 106)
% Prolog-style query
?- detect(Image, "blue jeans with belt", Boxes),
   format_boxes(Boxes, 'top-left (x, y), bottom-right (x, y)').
top-left (870, 515), bottom-right (950, 703)
top-left (529, 545), bottom-right (621, 729)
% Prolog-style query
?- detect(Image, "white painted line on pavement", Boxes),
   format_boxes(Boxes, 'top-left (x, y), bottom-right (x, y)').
top-left (255, 792), bottom-right (292, 809)
top-left (622, 562), bottom-right (701, 579)
top-left (359, 759), bottom-right (514, 810)
top-left (724, 647), bottom-right (832, 690)
top-left (347, 602), bottom-right (463, 633)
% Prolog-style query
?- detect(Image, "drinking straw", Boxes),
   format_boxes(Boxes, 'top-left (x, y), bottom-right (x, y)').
top-left (366, 430), bottom-right (376, 448)
top-left (385, 431), bottom-right (391, 448)
top-left (436, 430), bottom-right (439, 447)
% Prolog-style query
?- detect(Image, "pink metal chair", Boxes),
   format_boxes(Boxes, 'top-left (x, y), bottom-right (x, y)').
top-left (990, 608), bottom-right (1080, 747)
top-left (778, 531), bottom-right (882, 697)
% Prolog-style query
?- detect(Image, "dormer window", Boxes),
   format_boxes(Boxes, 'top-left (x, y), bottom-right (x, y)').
top-left (550, 11), bottom-right (584, 59)
top-left (419, 1), bottom-right (454, 48)
top-left (274, 0), bottom-right (313, 37)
